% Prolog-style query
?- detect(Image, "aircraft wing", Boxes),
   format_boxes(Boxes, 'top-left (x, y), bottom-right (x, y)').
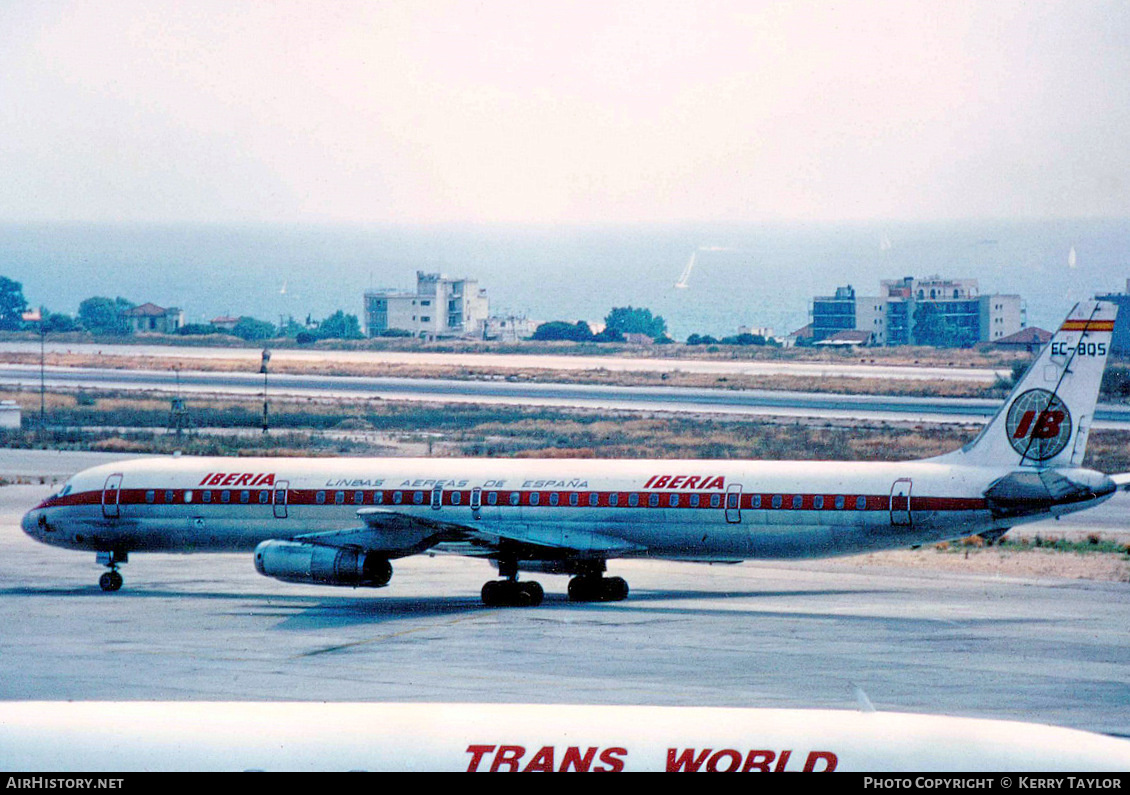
top-left (293, 508), bottom-right (644, 560)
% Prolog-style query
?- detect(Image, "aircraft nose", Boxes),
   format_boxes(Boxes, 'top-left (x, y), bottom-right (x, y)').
top-left (21, 509), bottom-right (39, 537)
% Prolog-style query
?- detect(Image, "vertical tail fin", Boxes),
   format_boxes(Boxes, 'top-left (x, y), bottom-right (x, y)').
top-left (938, 300), bottom-right (1117, 469)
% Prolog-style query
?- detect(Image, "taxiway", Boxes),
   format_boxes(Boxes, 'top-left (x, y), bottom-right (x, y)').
top-left (1, 451), bottom-right (1127, 737)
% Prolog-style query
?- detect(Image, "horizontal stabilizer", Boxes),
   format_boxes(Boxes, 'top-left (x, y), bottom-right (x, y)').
top-left (1111, 473), bottom-right (1130, 490)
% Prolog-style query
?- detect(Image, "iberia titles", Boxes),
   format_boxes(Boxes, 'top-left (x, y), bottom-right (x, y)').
top-left (199, 472), bottom-right (276, 487)
top-left (643, 475), bottom-right (726, 490)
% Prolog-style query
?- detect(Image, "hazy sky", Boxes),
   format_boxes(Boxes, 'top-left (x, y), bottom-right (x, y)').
top-left (2, 0), bottom-right (1129, 224)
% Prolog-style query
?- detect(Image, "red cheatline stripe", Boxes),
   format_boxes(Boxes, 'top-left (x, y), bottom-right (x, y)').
top-left (46, 488), bottom-right (989, 512)
top-left (1059, 320), bottom-right (1115, 331)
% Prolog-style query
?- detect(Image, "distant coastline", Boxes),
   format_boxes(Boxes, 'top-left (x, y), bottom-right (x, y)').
top-left (2, 218), bottom-right (1128, 340)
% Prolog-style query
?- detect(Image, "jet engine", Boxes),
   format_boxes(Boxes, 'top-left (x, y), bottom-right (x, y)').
top-left (254, 540), bottom-right (392, 588)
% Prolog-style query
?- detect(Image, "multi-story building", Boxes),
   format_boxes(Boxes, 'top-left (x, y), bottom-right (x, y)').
top-left (810, 276), bottom-right (1023, 347)
top-left (1096, 280), bottom-right (1130, 354)
top-left (365, 271), bottom-right (489, 339)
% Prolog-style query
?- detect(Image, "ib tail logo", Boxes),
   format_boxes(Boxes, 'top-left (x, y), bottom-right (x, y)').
top-left (1005, 389), bottom-right (1072, 461)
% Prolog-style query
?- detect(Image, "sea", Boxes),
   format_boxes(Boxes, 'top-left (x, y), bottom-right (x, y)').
top-left (2, 218), bottom-right (1128, 340)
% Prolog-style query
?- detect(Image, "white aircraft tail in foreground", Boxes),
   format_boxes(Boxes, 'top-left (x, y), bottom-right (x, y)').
top-left (22, 301), bottom-right (1122, 606)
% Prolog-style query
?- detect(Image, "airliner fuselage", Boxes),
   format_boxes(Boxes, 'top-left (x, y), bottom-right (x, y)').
top-left (23, 455), bottom-right (1114, 560)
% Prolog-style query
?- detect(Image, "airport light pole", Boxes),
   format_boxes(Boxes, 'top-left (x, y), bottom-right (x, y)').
top-left (260, 349), bottom-right (271, 434)
top-left (21, 307), bottom-right (45, 435)
top-left (39, 316), bottom-right (45, 433)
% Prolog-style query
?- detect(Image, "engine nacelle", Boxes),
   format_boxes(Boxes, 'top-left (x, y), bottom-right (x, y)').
top-left (254, 540), bottom-right (392, 588)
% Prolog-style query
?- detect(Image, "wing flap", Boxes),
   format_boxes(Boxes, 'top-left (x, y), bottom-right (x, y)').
top-left (293, 508), bottom-right (643, 560)
top-left (293, 508), bottom-right (470, 556)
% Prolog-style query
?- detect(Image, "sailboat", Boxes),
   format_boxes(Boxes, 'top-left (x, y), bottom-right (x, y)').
top-left (674, 251), bottom-right (697, 289)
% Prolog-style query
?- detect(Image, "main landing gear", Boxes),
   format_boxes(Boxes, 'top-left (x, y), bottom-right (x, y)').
top-left (481, 558), bottom-right (544, 607)
top-left (479, 558), bottom-right (631, 607)
top-left (96, 550), bottom-right (127, 592)
top-left (481, 578), bottom-right (544, 607)
top-left (565, 560), bottom-right (629, 602)
top-left (567, 574), bottom-right (629, 603)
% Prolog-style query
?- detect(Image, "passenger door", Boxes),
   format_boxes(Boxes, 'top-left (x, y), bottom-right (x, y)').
top-left (725, 484), bottom-right (742, 524)
top-left (273, 480), bottom-right (289, 519)
top-left (102, 473), bottom-right (123, 519)
top-left (890, 478), bottom-right (912, 526)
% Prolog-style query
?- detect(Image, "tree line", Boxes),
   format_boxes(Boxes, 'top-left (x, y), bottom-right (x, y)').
top-left (0, 277), bottom-right (364, 342)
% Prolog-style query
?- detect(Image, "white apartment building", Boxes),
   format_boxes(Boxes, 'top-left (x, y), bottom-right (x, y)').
top-left (811, 277), bottom-right (1023, 347)
top-left (365, 272), bottom-right (489, 339)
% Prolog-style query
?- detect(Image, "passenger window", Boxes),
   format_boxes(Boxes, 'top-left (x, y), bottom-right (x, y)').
top-left (335, 491), bottom-right (345, 505)
top-left (316, 491), bottom-right (326, 504)
top-left (487, 491), bottom-right (498, 505)
top-left (221, 490), bottom-right (231, 503)
top-left (354, 491), bottom-right (364, 504)
top-left (609, 493), bottom-right (620, 506)
top-left (451, 491), bottom-right (462, 505)
top-left (771, 495), bottom-right (782, 509)
top-left (374, 491), bottom-right (384, 504)
top-left (588, 493), bottom-right (598, 507)
top-left (509, 492), bottom-right (520, 506)
top-left (668, 494), bottom-right (679, 507)
top-left (629, 494), bottom-right (639, 507)
top-left (393, 491), bottom-right (403, 504)
top-left (814, 495), bottom-right (824, 509)
top-left (835, 495), bottom-right (845, 509)
top-left (710, 494), bottom-right (720, 508)
top-left (751, 495), bottom-right (761, 508)
top-left (165, 490), bottom-right (175, 503)
top-left (856, 496), bottom-right (867, 510)
top-left (413, 491), bottom-right (424, 505)
top-left (258, 490), bottom-right (269, 504)
top-left (570, 493), bottom-right (579, 507)
top-left (241, 490), bottom-right (251, 504)
top-left (649, 494), bottom-right (659, 507)
top-left (530, 493), bottom-right (540, 506)
top-left (792, 495), bottom-right (803, 509)
top-left (690, 494), bottom-right (700, 508)
top-left (549, 493), bottom-right (559, 506)
top-left (202, 490), bottom-right (212, 503)
top-left (145, 490), bottom-right (155, 504)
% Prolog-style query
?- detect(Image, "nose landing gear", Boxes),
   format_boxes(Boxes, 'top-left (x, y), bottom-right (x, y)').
top-left (98, 570), bottom-right (123, 592)
top-left (96, 551), bottom-right (128, 592)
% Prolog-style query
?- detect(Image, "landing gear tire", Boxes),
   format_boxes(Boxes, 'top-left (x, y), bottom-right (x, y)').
top-left (99, 570), bottom-right (123, 592)
top-left (568, 575), bottom-right (628, 603)
top-left (481, 579), bottom-right (544, 607)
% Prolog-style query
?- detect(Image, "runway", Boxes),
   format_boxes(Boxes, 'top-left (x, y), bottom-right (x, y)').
top-left (0, 341), bottom-right (1008, 382)
top-left (1, 452), bottom-right (1128, 736)
top-left (7, 364), bottom-right (1130, 428)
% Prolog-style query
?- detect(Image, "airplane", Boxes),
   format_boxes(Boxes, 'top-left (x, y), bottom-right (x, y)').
top-left (3, 701), bottom-right (1130, 771)
top-left (20, 300), bottom-right (1124, 607)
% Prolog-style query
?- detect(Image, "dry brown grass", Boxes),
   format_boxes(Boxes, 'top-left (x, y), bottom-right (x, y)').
top-left (0, 351), bottom-right (1005, 398)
